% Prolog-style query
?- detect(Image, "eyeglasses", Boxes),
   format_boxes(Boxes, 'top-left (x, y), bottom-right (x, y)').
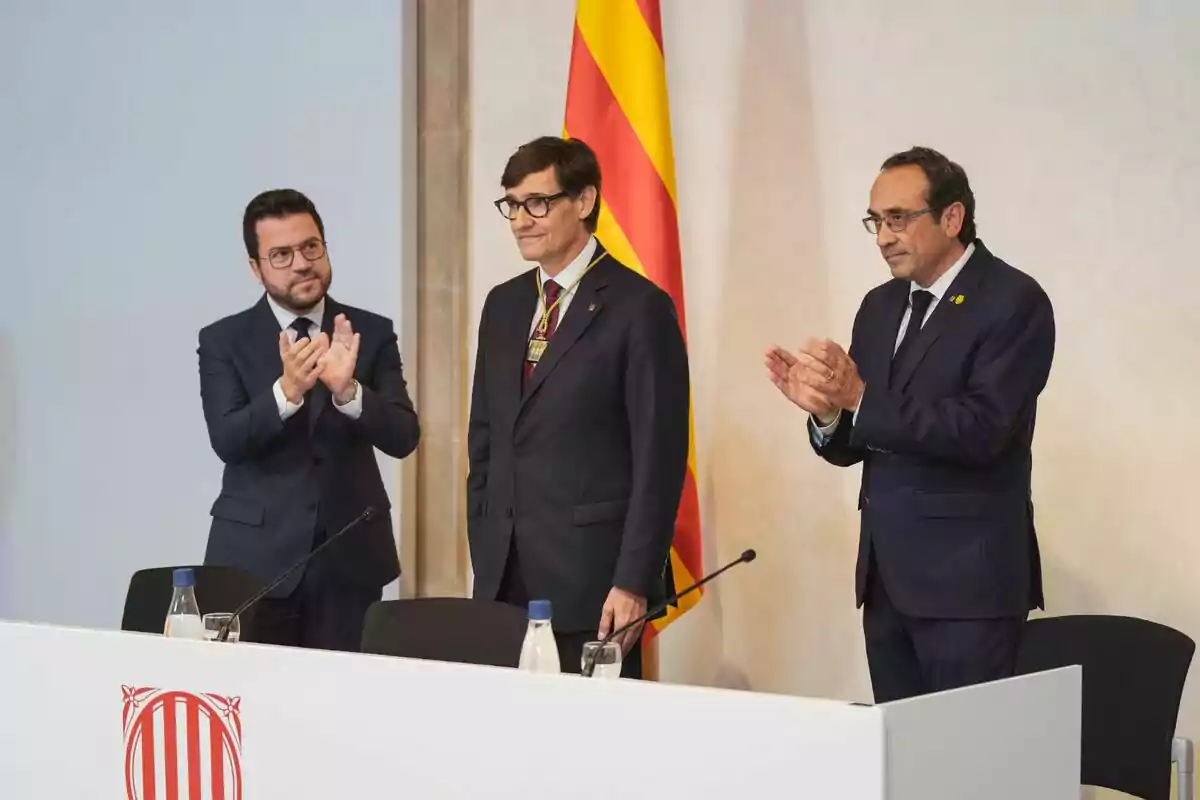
top-left (262, 239), bottom-right (327, 269)
top-left (862, 208), bottom-right (933, 235)
top-left (494, 192), bottom-right (569, 220)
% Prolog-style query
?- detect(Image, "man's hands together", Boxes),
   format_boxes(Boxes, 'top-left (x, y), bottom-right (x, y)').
top-left (277, 314), bottom-right (360, 405)
top-left (765, 337), bottom-right (865, 424)
top-left (278, 329), bottom-right (328, 404)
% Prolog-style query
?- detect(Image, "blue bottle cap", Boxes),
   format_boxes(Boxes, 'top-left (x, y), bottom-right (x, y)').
top-left (172, 568), bottom-right (195, 588)
top-left (527, 599), bottom-right (552, 621)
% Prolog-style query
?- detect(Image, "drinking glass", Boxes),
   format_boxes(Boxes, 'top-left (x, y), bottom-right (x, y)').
top-left (581, 641), bottom-right (622, 678)
top-left (203, 612), bottom-right (240, 643)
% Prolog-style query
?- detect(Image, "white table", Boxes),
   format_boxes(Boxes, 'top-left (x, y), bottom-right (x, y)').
top-left (0, 620), bottom-right (1080, 799)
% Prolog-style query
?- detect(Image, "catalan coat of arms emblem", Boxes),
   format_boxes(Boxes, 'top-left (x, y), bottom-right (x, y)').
top-left (122, 685), bottom-right (243, 800)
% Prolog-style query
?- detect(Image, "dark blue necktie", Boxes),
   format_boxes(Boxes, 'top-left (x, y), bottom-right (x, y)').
top-left (891, 290), bottom-right (933, 379)
top-left (289, 317), bottom-right (313, 344)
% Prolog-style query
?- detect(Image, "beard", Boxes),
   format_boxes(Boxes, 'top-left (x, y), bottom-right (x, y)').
top-left (268, 271), bottom-right (330, 314)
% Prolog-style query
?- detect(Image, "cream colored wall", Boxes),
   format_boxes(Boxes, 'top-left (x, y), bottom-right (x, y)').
top-left (469, 0), bottom-right (1200, 758)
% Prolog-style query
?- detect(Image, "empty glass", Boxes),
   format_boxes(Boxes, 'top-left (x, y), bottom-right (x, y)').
top-left (202, 612), bottom-right (239, 643)
top-left (581, 641), bottom-right (622, 678)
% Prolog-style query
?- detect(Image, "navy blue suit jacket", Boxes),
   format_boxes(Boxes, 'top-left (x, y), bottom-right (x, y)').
top-left (197, 295), bottom-right (419, 598)
top-left (812, 240), bottom-right (1054, 619)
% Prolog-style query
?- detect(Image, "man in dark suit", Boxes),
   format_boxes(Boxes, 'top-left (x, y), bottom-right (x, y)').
top-left (198, 189), bottom-right (419, 651)
top-left (467, 137), bottom-right (690, 677)
top-left (766, 147), bottom-right (1055, 702)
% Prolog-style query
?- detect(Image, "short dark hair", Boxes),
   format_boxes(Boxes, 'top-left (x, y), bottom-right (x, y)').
top-left (501, 136), bottom-right (602, 232)
top-left (242, 189), bottom-right (325, 260)
top-left (880, 147), bottom-right (976, 245)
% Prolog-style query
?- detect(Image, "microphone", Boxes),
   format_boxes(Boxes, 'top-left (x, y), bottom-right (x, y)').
top-left (582, 548), bottom-right (757, 677)
top-left (215, 506), bottom-right (376, 642)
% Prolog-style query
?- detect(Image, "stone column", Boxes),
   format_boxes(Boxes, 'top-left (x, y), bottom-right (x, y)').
top-left (402, 0), bottom-right (471, 598)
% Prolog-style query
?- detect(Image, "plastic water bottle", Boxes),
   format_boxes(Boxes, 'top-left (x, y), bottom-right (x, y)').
top-left (163, 568), bottom-right (204, 639)
top-left (518, 599), bottom-right (561, 674)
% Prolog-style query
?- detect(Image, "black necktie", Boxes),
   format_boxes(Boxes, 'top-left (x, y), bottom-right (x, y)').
top-left (290, 317), bottom-right (313, 344)
top-left (891, 290), bottom-right (934, 379)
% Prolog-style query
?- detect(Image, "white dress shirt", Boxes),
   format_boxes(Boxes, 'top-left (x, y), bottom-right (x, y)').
top-left (812, 242), bottom-right (976, 440)
top-left (266, 294), bottom-right (363, 421)
top-left (528, 236), bottom-right (599, 338)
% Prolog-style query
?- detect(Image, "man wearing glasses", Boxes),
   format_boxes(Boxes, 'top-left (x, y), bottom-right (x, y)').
top-left (766, 147), bottom-right (1055, 702)
top-left (467, 137), bottom-right (690, 677)
top-left (197, 189), bottom-right (419, 651)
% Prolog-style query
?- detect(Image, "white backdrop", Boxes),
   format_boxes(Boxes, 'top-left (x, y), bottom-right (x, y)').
top-left (0, 0), bottom-right (415, 627)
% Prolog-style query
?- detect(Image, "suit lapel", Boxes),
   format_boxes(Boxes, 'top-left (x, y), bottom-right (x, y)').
top-left (890, 248), bottom-right (989, 391)
top-left (518, 253), bottom-right (611, 408)
top-left (866, 281), bottom-right (910, 389)
top-left (247, 295), bottom-right (286, 384)
top-left (495, 272), bottom-right (540, 421)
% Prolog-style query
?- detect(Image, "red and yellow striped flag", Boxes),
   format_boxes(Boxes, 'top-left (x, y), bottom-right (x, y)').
top-left (565, 0), bottom-right (703, 673)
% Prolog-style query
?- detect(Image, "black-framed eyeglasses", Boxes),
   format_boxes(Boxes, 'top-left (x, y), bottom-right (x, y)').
top-left (494, 192), bottom-right (569, 220)
top-left (862, 208), bottom-right (933, 234)
top-left (262, 239), bottom-right (327, 269)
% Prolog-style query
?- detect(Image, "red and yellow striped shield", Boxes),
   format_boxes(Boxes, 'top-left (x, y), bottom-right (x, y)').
top-left (123, 686), bottom-right (243, 800)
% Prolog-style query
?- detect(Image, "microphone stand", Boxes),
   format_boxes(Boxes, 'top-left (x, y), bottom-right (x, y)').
top-left (582, 548), bottom-right (757, 677)
top-left (215, 506), bottom-right (375, 642)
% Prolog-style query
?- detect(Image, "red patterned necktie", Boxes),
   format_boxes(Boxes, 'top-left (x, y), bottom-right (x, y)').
top-left (524, 279), bottom-right (562, 383)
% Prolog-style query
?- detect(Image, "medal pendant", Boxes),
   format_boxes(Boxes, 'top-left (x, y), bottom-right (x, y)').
top-left (526, 338), bottom-right (548, 363)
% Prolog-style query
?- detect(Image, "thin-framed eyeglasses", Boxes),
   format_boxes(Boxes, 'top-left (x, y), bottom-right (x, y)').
top-left (494, 192), bottom-right (569, 220)
top-left (263, 238), bottom-right (327, 269)
top-left (862, 208), bottom-right (933, 234)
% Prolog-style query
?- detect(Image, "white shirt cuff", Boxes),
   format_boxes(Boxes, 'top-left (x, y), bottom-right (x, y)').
top-left (274, 378), bottom-right (304, 421)
top-left (333, 380), bottom-right (363, 420)
top-left (810, 410), bottom-right (841, 445)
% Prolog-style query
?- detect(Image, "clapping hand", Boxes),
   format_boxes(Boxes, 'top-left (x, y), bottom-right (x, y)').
top-left (318, 313), bottom-right (361, 404)
top-left (278, 329), bottom-right (330, 404)
top-left (765, 338), bottom-right (864, 423)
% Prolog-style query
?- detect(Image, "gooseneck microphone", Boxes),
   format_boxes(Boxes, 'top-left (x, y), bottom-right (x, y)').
top-left (582, 548), bottom-right (758, 677)
top-left (216, 506), bottom-right (376, 642)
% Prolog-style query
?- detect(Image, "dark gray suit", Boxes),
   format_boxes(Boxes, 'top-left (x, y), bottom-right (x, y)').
top-left (198, 294), bottom-right (419, 649)
top-left (467, 244), bottom-right (690, 674)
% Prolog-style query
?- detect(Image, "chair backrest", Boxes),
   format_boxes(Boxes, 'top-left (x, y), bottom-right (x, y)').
top-left (121, 565), bottom-right (264, 640)
top-left (360, 597), bottom-right (529, 668)
top-left (1014, 614), bottom-right (1195, 800)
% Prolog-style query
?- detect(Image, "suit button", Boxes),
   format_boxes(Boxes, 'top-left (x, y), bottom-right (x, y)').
top-left (307, 500), bottom-right (318, 512)
top-left (505, 507), bottom-right (514, 519)
top-left (313, 455), bottom-right (324, 466)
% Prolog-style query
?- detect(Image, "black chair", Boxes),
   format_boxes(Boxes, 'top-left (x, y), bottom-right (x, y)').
top-left (121, 565), bottom-right (264, 640)
top-left (1014, 614), bottom-right (1195, 800)
top-left (360, 597), bottom-right (528, 668)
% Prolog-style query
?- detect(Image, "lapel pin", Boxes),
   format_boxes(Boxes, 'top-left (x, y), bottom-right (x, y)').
top-left (588, 303), bottom-right (596, 312)
top-left (952, 294), bottom-right (965, 305)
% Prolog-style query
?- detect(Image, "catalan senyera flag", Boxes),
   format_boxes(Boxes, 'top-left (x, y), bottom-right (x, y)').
top-left (565, 0), bottom-right (704, 669)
